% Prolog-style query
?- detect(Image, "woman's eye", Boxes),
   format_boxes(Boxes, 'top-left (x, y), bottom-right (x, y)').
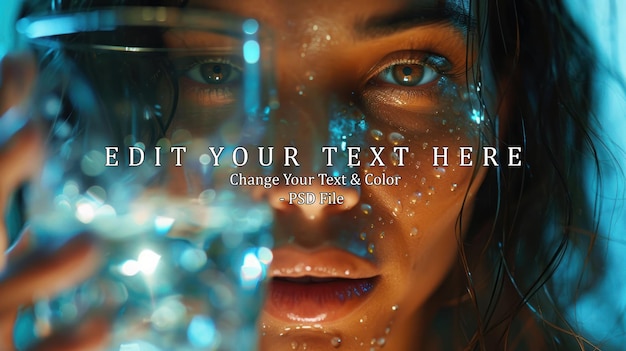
top-left (376, 63), bottom-right (439, 87)
top-left (184, 61), bottom-right (241, 85)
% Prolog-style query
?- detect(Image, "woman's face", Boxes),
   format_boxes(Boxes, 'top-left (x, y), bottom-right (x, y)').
top-left (178, 0), bottom-right (493, 349)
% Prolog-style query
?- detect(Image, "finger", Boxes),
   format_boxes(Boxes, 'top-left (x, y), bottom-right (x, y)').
top-left (0, 52), bottom-right (36, 116)
top-left (27, 316), bottom-right (110, 351)
top-left (0, 235), bottom-right (101, 314)
top-left (0, 125), bottom-right (43, 271)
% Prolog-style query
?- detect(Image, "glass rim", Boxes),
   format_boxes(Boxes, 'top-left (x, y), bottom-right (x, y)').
top-left (16, 6), bottom-right (268, 52)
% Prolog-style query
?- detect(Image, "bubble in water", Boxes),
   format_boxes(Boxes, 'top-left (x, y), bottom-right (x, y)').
top-left (331, 336), bottom-right (342, 348)
top-left (387, 132), bottom-right (405, 145)
top-left (409, 227), bottom-right (419, 237)
top-left (361, 203), bottom-right (372, 215)
top-left (450, 183), bottom-right (458, 192)
top-left (370, 129), bottom-right (383, 141)
top-left (81, 150), bottom-right (106, 177)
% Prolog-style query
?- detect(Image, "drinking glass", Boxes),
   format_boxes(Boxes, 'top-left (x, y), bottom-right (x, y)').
top-left (13, 7), bottom-right (276, 351)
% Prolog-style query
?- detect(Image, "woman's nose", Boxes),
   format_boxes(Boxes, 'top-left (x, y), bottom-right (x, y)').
top-left (263, 57), bottom-right (361, 244)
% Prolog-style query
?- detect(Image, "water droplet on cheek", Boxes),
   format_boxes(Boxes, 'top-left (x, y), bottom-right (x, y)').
top-left (450, 183), bottom-right (458, 192)
top-left (370, 129), bottom-right (383, 141)
top-left (331, 336), bottom-right (342, 348)
top-left (409, 227), bottom-right (419, 237)
top-left (387, 132), bottom-right (405, 145)
top-left (361, 203), bottom-right (372, 215)
top-left (427, 186), bottom-right (436, 196)
top-left (392, 200), bottom-right (403, 216)
top-left (359, 232), bottom-right (367, 240)
top-left (291, 341), bottom-right (299, 349)
top-left (409, 192), bottom-right (422, 204)
top-left (377, 337), bottom-right (387, 346)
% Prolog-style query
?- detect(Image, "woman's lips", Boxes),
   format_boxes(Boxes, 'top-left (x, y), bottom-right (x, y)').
top-left (265, 247), bottom-right (380, 323)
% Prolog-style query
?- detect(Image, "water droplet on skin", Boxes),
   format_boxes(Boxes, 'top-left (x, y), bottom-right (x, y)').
top-left (409, 227), bottom-right (418, 236)
top-left (377, 337), bottom-right (387, 346)
top-left (406, 210), bottom-right (415, 217)
top-left (368, 243), bottom-right (375, 254)
top-left (370, 129), bottom-right (383, 141)
top-left (325, 34), bottom-right (331, 41)
top-left (422, 142), bottom-right (428, 150)
top-left (420, 177), bottom-right (427, 185)
top-left (291, 341), bottom-right (299, 350)
top-left (392, 200), bottom-right (403, 216)
top-left (385, 327), bottom-right (391, 335)
top-left (344, 269), bottom-right (351, 276)
top-left (296, 85), bottom-right (306, 96)
top-left (312, 24), bottom-right (319, 31)
top-left (379, 232), bottom-right (385, 239)
top-left (359, 232), bottom-right (367, 240)
top-left (434, 167), bottom-right (446, 178)
top-left (441, 119), bottom-right (447, 126)
top-left (361, 203), bottom-right (372, 215)
top-left (450, 183), bottom-right (458, 192)
top-left (391, 305), bottom-right (398, 311)
top-left (427, 186), bottom-right (436, 195)
top-left (409, 192), bottom-right (422, 204)
top-left (390, 152), bottom-right (400, 166)
top-left (331, 337), bottom-right (342, 348)
top-left (387, 132), bottom-right (405, 145)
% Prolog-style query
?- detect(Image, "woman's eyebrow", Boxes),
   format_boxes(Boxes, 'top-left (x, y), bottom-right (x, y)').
top-left (355, 4), bottom-right (475, 39)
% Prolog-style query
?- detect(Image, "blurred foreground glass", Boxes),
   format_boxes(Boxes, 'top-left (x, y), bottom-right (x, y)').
top-left (14, 7), bottom-right (276, 351)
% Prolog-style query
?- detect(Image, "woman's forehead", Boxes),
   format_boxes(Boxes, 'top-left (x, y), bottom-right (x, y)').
top-left (185, 0), bottom-right (472, 26)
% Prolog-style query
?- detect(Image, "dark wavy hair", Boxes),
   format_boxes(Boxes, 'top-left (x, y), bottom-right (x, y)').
top-left (17, 0), bottom-right (618, 350)
top-left (443, 0), bottom-right (618, 350)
